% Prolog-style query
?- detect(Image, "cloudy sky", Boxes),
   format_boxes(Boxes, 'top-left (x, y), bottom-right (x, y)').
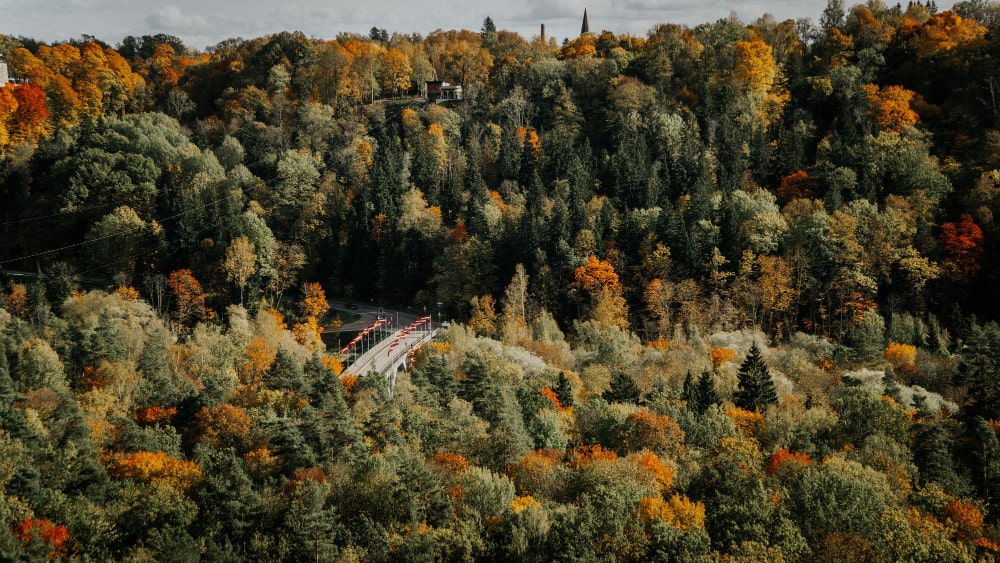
top-left (1, 0), bottom-right (958, 51)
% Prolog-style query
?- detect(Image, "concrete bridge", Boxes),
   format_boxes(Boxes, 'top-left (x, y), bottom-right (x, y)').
top-left (341, 316), bottom-right (435, 393)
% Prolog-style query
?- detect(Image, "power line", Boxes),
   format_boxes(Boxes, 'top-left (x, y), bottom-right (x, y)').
top-left (0, 193), bottom-right (238, 267)
top-left (0, 199), bottom-right (122, 227)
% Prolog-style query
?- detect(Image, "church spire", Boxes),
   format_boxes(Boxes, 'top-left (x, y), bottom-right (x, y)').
top-left (581, 7), bottom-right (590, 35)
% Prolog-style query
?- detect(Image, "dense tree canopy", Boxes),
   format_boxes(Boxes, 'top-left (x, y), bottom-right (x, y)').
top-left (0, 1), bottom-right (999, 558)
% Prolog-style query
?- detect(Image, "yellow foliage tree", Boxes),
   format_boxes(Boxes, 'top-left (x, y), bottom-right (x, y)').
top-left (638, 494), bottom-right (705, 531)
top-left (299, 282), bottom-right (330, 319)
top-left (733, 37), bottom-right (776, 92)
top-left (884, 342), bottom-right (918, 374)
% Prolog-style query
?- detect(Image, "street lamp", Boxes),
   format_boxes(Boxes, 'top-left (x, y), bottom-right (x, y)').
top-left (437, 302), bottom-right (442, 328)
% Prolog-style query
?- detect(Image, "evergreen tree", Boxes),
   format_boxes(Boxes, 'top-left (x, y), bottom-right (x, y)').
top-left (695, 371), bottom-right (719, 414)
top-left (459, 352), bottom-right (498, 415)
top-left (83, 309), bottom-right (127, 368)
top-left (554, 371), bottom-right (574, 408)
top-left (734, 344), bottom-right (777, 412)
top-left (481, 16), bottom-right (498, 49)
top-left (681, 371), bottom-right (696, 407)
top-left (0, 340), bottom-right (13, 395)
top-left (882, 365), bottom-right (903, 404)
top-left (603, 370), bottom-right (641, 405)
top-left (268, 348), bottom-right (309, 394)
top-left (969, 417), bottom-right (1000, 509)
top-left (913, 419), bottom-right (964, 495)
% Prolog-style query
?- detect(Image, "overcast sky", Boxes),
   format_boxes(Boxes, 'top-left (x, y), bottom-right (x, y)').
top-left (0, 0), bottom-right (959, 51)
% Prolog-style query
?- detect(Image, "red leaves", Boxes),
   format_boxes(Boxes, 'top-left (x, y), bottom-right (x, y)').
top-left (13, 518), bottom-right (70, 559)
top-left (941, 214), bottom-right (984, 275)
top-left (136, 406), bottom-right (177, 425)
top-left (767, 449), bottom-right (812, 476)
top-left (777, 171), bottom-right (815, 204)
top-left (11, 83), bottom-right (48, 142)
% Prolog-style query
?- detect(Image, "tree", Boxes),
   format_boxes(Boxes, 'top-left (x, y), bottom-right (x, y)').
top-left (468, 294), bottom-right (498, 338)
top-left (270, 242), bottom-right (306, 305)
top-left (940, 214), bottom-right (984, 275)
top-left (168, 269), bottom-right (207, 329)
top-left (223, 235), bottom-right (257, 306)
top-left (603, 370), bottom-right (641, 404)
top-left (298, 282), bottom-right (330, 320)
top-left (733, 344), bottom-right (777, 412)
top-left (481, 17), bottom-right (498, 49)
top-left (555, 371), bottom-right (574, 408)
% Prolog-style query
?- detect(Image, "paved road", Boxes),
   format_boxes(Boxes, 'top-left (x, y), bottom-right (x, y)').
top-left (326, 301), bottom-right (419, 332)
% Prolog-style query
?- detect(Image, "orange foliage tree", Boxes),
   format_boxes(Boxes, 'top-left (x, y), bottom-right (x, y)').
top-left (711, 347), bottom-right (737, 367)
top-left (573, 255), bottom-right (622, 295)
top-left (944, 500), bottom-right (984, 541)
top-left (168, 269), bottom-right (207, 328)
top-left (432, 452), bottom-right (471, 474)
top-left (863, 84), bottom-right (919, 131)
top-left (573, 255), bottom-right (628, 327)
top-left (940, 214), bottom-right (984, 274)
top-left (4, 284), bottom-right (28, 319)
top-left (914, 11), bottom-right (987, 62)
top-left (777, 170), bottom-right (815, 203)
top-left (136, 406), bottom-right (177, 426)
top-left (240, 337), bottom-right (278, 386)
top-left (108, 451), bottom-right (203, 491)
top-left (0, 83), bottom-right (50, 149)
top-left (632, 451), bottom-right (676, 493)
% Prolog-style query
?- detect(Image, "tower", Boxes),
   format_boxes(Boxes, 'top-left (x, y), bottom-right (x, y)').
top-left (581, 8), bottom-right (590, 35)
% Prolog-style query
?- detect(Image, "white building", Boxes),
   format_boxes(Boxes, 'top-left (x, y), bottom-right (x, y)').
top-left (0, 61), bottom-right (9, 87)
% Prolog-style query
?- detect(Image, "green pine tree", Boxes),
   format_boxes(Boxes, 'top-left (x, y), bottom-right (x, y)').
top-left (681, 371), bottom-right (696, 407)
top-left (734, 343), bottom-right (777, 412)
top-left (554, 371), bottom-right (574, 408)
top-left (695, 371), bottom-right (718, 414)
top-left (603, 370), bottom-right (641, 405)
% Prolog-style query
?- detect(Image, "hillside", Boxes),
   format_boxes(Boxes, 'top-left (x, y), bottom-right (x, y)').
top-left (0, 1), bottom-right (1000, 560)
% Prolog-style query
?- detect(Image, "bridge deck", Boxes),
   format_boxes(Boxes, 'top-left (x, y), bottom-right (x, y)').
top-left (345, 327), bottom-right (436, 377)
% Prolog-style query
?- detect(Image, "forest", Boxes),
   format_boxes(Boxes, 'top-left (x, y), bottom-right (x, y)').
top-left (1, 0), bottom-right (1000, 559)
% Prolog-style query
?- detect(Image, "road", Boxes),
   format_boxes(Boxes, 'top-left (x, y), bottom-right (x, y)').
top-left (325, 300), bottom-right (419, 332)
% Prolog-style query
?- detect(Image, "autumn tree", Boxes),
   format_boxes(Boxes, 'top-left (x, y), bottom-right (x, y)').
top-left (863, 84), bottom-right (919, 131)
top-left (168, 269), bottom-right (207, 329)
top-left (468, 294), bottom-right (498, 338)
top-left (573, 255), bottom-right (628, 328)
top-left (298, 282), bottom-right (330, 320)
top-left (940, 214), bottom-right (984, 275)
top-left (224, 235), bottom-right (257, 306)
